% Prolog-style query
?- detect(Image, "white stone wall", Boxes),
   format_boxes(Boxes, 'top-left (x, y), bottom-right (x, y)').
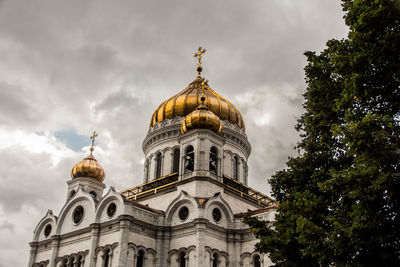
top-left (58, 238), bottom-right (91, 257)
top-left (203, 234), bottom-right (228, 254)
top-left (138, 180), bottom-right (261, 215)
top-left (30, 114), bottom-right (277, 267)
top-left (58, 198), bottom-right (95, 235)
top-left (221, 192), bottom-right (262, 215)
top-left (127, 232), bottom-right (156, 250)
top-left (204, 202), bottom-right (229, 228)
top-left (34, 247), bottom-right (52, 264)
top-left (138, 191), bottom-right (180, 213)
top-left (30, 184), bottom-right (275, 267)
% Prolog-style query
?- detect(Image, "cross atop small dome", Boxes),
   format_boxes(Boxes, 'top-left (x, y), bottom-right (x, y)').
top-left (70, 131), bottom-right (105, 182)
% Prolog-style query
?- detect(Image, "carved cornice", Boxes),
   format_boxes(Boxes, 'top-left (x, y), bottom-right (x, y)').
top-left (142, 122), bottom-right (181, 152)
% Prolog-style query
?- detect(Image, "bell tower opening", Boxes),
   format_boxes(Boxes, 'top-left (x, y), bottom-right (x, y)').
top-left (210, 146), bottom-right (218, 174)
top-left (173, 148), bottom-right (180, 173)
top-left (155, 152), bottom-right (162, 179)
top-left (184, 146), bottom-right (194, 173)
top-left (233, 156), bottom-right (239, 180)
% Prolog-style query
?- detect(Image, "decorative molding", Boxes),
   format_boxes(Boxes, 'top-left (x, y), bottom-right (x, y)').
top-left (94, 242), bottom-right (119, 260)
top-left (205, 246), bottom-right (230, 265)
top-left (167, 245), bottom-right (196, 261)
top-left (222, 120), bottom-right (246, 136)
top-left (31, 259), bottom-right (49, 267)
top-left (127, 242), bottom-right (158, 257)
top-left (143, 118), bottom-right (183, 152)
top-left (55, 249), bottom-right (89, 265)
top-left (240, 251), bottom-right (264, 265)
top-left (148, 117), bottom-right (184, 134)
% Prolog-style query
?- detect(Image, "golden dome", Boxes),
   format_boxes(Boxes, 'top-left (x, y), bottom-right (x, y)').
top-left (181, 98), bottom-right (222, 134)
top-left (150, 76), bottom-right (245, 131)
top-left (71, 153), bottom-right (105, 182)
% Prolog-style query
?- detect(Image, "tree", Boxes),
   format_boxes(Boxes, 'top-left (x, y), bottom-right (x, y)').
top-left (245, 0), bottom-right (400, 266)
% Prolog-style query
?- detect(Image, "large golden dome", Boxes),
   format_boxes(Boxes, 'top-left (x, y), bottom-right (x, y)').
top-left (181, 97), bottom-right (222, 134)
top-left (71, 154), bottom-right (105, 182)
top-left (150, 76), bottom-right (245, 131)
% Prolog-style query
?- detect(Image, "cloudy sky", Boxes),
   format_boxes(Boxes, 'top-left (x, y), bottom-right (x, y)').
top-left (0, 0), bottom-right (348, 266)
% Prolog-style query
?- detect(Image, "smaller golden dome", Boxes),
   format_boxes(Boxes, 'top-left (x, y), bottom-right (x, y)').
top-left (181, 97), bottom-right (222, 134)
top-left (71, 154), bottom-right (105, 182)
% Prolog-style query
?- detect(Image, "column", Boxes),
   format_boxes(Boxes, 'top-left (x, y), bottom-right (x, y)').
top-left (78, 256), bottom-right (85, 267)
top-left (144, 160), bottom-right (149, 183)
top-left (217, 157), bottom-right (222, 179)
top-left (180, 153), bottom-right (185, 179)
top-left (221, 153), bottom-right (226, 179)
top-left (237, 160), bottom-right (241, 182)
top-left (169, 150), bottom-right (174, 174)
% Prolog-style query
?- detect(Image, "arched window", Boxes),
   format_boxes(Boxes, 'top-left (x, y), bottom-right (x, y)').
top-left (233, 156), bottom-right (239, 180)
top-left (253, 255), bottom-right (261, 267)
top-left (68, 257), bottom-right (74, 267)
top-left (184, 146), bottom-right (194, 173)
top-left (179, 251), bottom-right (186, 267)
top-left (244, 163), bottom-right (248, 184)
top-left (145, 159), bottom-right (150, 182)
top-left (136, 250), bottom-right (145, 267)
top-left (173, 148), bottom-right (180, 173)
top-left (103, 248), bottom-right (110, 267)
top-left (155, 152), bottom-right (162, 178)
top-left (212, 253), bottom-right (219, 267)
top-left (209, 147), bottom-right (218, 174)
top-left (76, 255), bottom-right (82, 267)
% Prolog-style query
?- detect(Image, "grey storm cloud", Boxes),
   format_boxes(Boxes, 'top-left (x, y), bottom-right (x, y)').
top-left (0, 0), bottom-right (348, 265)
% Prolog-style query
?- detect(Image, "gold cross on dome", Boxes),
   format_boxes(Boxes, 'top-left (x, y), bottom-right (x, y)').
top-left (90, 131), bottom-right (98, 146)
top-left (194, 46), bottom-right (206, 64)
top-left (90, 131), bottom-right (98, 154)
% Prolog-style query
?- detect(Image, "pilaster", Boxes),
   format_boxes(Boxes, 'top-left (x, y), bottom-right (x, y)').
top-left (49, 235), bottom-right (60, 267)
top-left (88, 223), bottom-right (100, 267)
top-left (28, 242), bottom-right (38, 267)
top-left (228, 231), bottom-right (241, 267)
top-left (154, 228), bottom-right (169, 267)
top-left (117, 216), bottom-right (131, 267)
top-left (195, 219), bottom-right (207, 267)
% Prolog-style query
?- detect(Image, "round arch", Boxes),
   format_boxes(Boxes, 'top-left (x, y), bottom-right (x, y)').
top-left (55, 190), bottom-right (96, 235)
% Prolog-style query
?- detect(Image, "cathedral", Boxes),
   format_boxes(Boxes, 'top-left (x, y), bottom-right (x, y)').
top-left (28, 48), bottom-right (277, 267)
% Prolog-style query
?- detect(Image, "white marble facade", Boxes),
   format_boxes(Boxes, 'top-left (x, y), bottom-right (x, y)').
top-left (29, 94), bottom-right (276, 267)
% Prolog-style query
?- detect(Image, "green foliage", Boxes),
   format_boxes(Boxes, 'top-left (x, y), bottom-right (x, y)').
top-left (245, 0), bottom-right (400, 266)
